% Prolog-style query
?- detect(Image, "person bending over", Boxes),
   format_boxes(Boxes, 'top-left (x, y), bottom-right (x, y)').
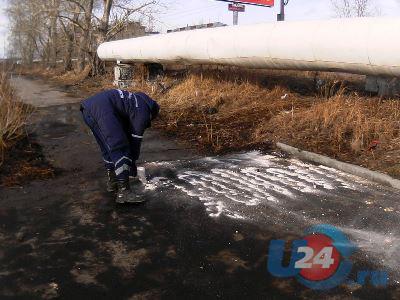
top-left (81, 89), bottom-right (159, 204)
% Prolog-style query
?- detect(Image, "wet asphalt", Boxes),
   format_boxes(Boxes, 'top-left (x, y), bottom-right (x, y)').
top-left (0, 76), bottom-right (399, 299)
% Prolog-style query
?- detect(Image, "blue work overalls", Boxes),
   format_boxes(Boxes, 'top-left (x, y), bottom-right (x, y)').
top-left (81, 89), bottom-right (159, 180)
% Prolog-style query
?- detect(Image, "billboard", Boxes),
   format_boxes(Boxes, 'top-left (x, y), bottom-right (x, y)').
top-left (216, 0), bottom-right (274, 7)
top-left (228, 3), bottom-right (246, 12)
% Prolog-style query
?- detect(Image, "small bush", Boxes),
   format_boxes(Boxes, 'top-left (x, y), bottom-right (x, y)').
top-left (0, 72), bottom-right (32, 166)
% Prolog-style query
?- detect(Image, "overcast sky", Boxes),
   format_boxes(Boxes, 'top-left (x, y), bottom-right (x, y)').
top-left (1, 0), bottom-right (400, 58)
top-left (0, 0), bottom-right (7, 58)
top-left (157, 0), bottom-right (400, 29)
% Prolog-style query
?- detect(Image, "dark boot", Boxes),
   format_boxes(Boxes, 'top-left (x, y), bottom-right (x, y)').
top-left (116, 179), bottom-right (146, 204)
top-left (106, 170), bottom-right (118, 192)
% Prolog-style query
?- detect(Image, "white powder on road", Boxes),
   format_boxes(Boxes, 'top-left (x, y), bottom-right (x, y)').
top-left (147, 151), bottom-right (400, 279)
top-left (156, 152), bottom-right (373, 220)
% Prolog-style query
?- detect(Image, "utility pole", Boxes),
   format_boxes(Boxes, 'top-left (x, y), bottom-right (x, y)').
top-left (228, 2), bottom-right (245, 26)
top-left (233, 10), bottom-right (239, 25)
top-left (277, 0), bottom-right (289, 21)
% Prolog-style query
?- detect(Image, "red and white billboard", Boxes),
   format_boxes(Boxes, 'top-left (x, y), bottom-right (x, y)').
top-left (217, 0), bottom-right (274, 7)
top-left (228, 3), bottom-right (246, 12)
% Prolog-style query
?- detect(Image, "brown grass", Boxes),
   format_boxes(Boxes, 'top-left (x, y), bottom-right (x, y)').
top-left (1, 160), bottom-right (54, 187)
top-left (19, 64), bottom-right (400, 177)
top-left (57, 65), bottom-right (92, 85)
top-left (136, 68), bottom-right (400, 176)
top-left (0, 72), bottom-right (33, 166)
top-left (257, 92), bottom-right (400, 156)
top-left (141, 69), bottom-right (312, 152)
top-left (15, 64), bottom-right (64, 78)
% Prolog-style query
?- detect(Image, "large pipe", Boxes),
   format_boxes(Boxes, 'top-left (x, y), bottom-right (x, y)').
top-left (97, 17), bottom-right (400, 77)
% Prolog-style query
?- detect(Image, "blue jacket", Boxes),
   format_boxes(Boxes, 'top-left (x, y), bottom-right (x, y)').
top-left (81, 89), bottom-right (159, 160)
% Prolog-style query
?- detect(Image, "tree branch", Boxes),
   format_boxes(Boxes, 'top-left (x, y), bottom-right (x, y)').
top-left (58, 14), bottom-right (85, 31)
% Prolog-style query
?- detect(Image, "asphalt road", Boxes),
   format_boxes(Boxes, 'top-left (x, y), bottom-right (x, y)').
top-left (1, 76), bottom-right (399, 299)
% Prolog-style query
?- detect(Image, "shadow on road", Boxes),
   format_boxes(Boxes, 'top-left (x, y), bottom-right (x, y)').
top-left (1, 77), bottom-right (399, 299)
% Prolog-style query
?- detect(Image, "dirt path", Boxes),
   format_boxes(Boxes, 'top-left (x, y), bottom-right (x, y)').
top-left (1, 76), bottom-right (399, 299)
top-left (10, 75), bottom-right (80, 107)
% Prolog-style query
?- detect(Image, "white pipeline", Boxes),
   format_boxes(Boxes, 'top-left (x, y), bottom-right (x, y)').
top-left (97, 17), bottom-right (400, 77)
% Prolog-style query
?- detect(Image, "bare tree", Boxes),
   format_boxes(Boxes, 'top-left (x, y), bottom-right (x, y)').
top-left (42, 0), bottom-right (62, 68)
top-left (6, 0), bottom-right (165, 75)
top-left (79, 0), bottom-right (95, 71)
top-left (91, 0), bottom-right (163, 75)
top-left (331, 0), bottom-right (378, 17)
top-left (331, 0), bottom-right (352, 17)
top-left (7, 0), bottom-right (47, 64)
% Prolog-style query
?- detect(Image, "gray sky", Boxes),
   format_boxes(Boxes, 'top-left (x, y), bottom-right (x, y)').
top-left (0, 0), bottom-right (7, 58)
top-left (157, 0), bottom-right (400, 29)
top-left (1, 0), bottom-right (400, 58)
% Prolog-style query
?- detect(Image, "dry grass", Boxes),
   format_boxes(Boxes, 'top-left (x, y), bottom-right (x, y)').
top-left (258, 92), bottom-right (400, 156)
top-left (19, 64), bottom-right (400, 177)
top-left (142, 69), bottom-right (311, 152)
top-left (15, 64), bottom-right (65, 78)
top-left (57, 65), bottom-right (92, 85)
top-left (0, 72), bottom-right (33, 166)
top-left (136, 68), bottom-right (400, 176)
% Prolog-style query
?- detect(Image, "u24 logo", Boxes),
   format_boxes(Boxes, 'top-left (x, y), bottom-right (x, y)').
top-left (267, 224), bottom-right (388, 290)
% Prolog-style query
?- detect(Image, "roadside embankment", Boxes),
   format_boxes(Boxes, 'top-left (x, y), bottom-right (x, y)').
top-left (144, 68), bottom-right (400, 179)
top-left (0, 71), bottom-right (31, 165)
top-left (17, 65), bottom-right (400, 179)
top-left (0, 72), bottom-right (54, 187)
